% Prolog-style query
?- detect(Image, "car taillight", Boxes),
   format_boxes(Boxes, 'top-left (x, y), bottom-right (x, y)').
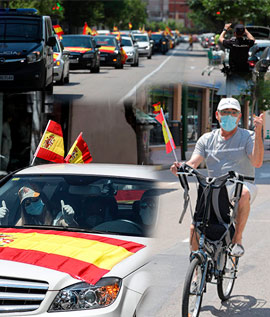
top-left (248, 60), bottom-right (255, 67)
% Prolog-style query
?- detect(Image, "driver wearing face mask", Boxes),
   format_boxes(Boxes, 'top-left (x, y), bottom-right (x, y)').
top-left (10, 186), bottom-right (78, 227)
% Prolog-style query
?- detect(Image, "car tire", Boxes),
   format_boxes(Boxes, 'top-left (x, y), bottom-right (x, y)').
top-left (134, 57), bottom-right (139, 67)
top-left (64, 71), bottom-right (69, 84)
top-left (147, 53), bottom-right (152, 59)
top-left (115, 55), bottom-right (122, 69)
top-left (45, 81), bottom-right (53, 95)
top-left (59, 72), bottom-right (65, 85)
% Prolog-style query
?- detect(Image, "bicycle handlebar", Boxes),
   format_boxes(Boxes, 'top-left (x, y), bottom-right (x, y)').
top-left (177, 163), bottom-right (254, 189)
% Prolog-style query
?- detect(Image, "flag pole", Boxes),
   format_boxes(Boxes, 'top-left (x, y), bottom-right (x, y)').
top-left (30, 120), bottom-right (51, 166)
top-left (161, 108), bottom-right (179, 163)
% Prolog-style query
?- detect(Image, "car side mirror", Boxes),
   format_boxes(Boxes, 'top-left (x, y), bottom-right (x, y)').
top-left (47, 36), bottom-right (56, 47)
top-left (63, 50), bottom-right (70, 56)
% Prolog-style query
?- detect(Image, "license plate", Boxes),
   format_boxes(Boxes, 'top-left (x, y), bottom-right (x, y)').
top-left (100, 57), bottom-right (106, 61)
top-left (69, 59), bottom-right (78, 64)
top-left (0, 75), bottom-right (14, 81)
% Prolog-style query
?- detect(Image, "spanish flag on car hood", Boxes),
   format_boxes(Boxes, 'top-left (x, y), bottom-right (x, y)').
top-left (0, 228), bottom-right (145, 285)
top-left (98, 46), bottom-right (116, 53)
top-left (34, 120), bottom-right (65, 163)
top-left (64, 47), bottom-right (92, 53)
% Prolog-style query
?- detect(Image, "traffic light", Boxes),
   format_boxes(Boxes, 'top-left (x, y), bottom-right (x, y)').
top-left (52, 2), bottom-right (63, 11)
top-left (216, 11), bottom-right (221, 15)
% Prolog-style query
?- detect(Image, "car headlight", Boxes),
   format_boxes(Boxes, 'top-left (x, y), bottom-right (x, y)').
top-left (114, 50), bottom-right (119, 54)
top-left (27, 51), bottom-right (41, 63)
top-left (48, 277), bottom-right (121, 312)
top-left (83, 53), bottom-right (94, 58)
top-left (127, 51), bottom-right (134, 56)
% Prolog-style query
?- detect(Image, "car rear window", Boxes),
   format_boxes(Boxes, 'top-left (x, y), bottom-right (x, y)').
top-left (61, 36), bottom-right (93, 48)
top-left (0, 18), bottom-right (41, 42)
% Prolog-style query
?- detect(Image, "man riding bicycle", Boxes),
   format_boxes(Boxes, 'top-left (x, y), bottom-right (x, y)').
top-left (171, 97), bottom-right (264, 257)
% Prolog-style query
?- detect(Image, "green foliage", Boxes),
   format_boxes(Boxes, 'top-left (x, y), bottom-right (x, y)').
top-left (9, 0), bottom-right (64, 19)
top-left (188, 0), bottom-right (270, 33)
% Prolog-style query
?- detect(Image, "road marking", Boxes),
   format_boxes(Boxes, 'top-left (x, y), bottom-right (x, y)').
top-left (119, 51), bottom-right (177, 103)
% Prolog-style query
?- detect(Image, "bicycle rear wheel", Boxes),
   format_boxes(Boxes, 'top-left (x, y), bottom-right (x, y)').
top-left (217, 252), bottom-right (239, 301)
top-left (182, 257), bottom-right (205, 317)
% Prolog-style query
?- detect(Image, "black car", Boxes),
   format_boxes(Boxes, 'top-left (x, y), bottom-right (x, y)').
top-left (0, 8), bottom-right (56, 93)
top-left (94, 35), bottom-right (123, 69)
top-left (61, 35), bottom-right (100, 73)
top-left (150, 33), bottom-right (169, 54)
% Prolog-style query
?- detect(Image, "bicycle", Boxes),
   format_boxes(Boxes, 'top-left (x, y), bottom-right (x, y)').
top-left (177, 163), bottom-right (254, 317)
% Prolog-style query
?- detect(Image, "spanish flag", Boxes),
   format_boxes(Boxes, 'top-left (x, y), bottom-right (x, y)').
top-left (155, 109), bottom-right (176, 154)
top-left (113, 25), bottom-right (118, 32)
top-left (0, 228), bottom-right (145, 285)
top-left (34, 120), bottom-right (65, 163)
top-left (65, 132), bottom-right (92, 163)
top-left (129, 22), bottom-right (132, 30)
top-left (83, 22), bottom-right (92, 35)
top-left (53, 24), bottom-right (64, 36)
top-left (152, 101), bottom-right (161, 114)
top-left (121, 48), bottom-right (128, 64)
top-left (98, 46), bottom-right (116, 53)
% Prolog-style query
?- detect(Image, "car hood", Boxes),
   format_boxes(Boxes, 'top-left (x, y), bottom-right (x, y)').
top-left (122, 46), bottom-right (135, 53)
top-left (137, 41), bottom-right (149, 47)
top-left (0, 231), bottom-right (153, 291)
top-left (0, 42), bottom-right (42, 57)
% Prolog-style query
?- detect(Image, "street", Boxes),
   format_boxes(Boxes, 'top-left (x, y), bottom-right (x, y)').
top-left (138, 162), bottom-right (270, 317)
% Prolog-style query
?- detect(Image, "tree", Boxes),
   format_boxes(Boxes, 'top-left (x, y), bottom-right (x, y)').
top-left (188, 0), bottom-right (270, 32)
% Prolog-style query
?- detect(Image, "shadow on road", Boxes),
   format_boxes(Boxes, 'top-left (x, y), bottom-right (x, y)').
top-left (201, 295), bottom-right (269, 316)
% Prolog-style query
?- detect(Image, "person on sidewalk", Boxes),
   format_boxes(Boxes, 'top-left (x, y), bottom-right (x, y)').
top-left (219, 23), bottom-right (255, 74)
top-left (171, 97), bottom-right (264, 257)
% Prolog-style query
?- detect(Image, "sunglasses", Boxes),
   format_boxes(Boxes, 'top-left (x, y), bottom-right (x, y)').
top-left (24, 197), bottom-right (40, 207)
top-left (219, 110), bottom-right (240, 116)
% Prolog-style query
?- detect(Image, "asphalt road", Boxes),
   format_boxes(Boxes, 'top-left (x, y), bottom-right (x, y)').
top-left (138, 162), bottom-right (270, 317)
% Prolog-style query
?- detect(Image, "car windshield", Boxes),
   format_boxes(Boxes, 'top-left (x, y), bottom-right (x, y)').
top-left (121, 38), bottom-right (132, 46)
top-left (151, 34), bottom-right (162, 40)
top-left (133, 35), bottom-right (148, 42)
top-left (94, 37), bottom-right (116, 46)
top-left (0, 18), bottom-right (41, 42)
top-left (0, 174), bottom-right (158, 237)
top-left (61, 36), bottom-right (93, 48)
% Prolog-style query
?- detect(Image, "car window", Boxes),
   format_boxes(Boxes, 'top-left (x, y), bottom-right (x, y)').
top-left (53, 39), bottom-right (60, 53)
top-left (134, 35), bottom-right (148, 42)
top-left (61, 36), bottom-right (93, 48)
top-left (121, 38), bottom-right (132, 46)
top-left (0, 175), bottom-right (159, 237)
top-left (0, 18), bottom-right (41, 42)
top-left (94, 37), bottom-right (116, 46)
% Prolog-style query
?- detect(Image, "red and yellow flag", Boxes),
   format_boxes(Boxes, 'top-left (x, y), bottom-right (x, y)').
top-left (113, 26), bottom-right (118, 32)
top-left (34, 120), bottom-right (64, 163)
top-left (152, 101), bottom-right (161, 114)
top-left (121, 48), bottom-right (128, 64)
top-left (0, 228), bottom-right (145, 285)
top-left (83, 22), bottom-right (92, 35)
top-left (155, 110), bottom-right (176, 154)
top-left (65, 132), bottom-right (92, 163)
top-left (98, 46), bottom-right (115, 53)
top-left (128, 22), bottom-right (132, 30)
top-left (91, 28), bottom-right (98, 36)
top-left (53, 24), bottom-right (64, 36)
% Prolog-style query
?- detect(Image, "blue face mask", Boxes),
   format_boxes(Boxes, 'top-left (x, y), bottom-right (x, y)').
top-left (220, 115), bottom-right (238, 132)
top-left (25, 199), bottom-right (44, 216)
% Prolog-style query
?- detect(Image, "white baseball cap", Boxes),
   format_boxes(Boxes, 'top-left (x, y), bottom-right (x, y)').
top-left (18, 186), bottom-right (40, 204)
top-left (217, 98), bottom-right (241, 112)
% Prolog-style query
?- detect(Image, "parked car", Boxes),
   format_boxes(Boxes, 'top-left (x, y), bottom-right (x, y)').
top-left (61, 35), bottom-right (100, 73)
top-left (53, 36), bottom-right (70, 85)
top-left (0, 8), bottom-right (56, 93)
top-left (0, 163), bottom-right (160, 316)
top-left (254, 46), bottom-right (270, 73)
top-left (94, 35), bottom-right (123, 69)
top-left (248, 40), bottom-right (270, 69)
top-left (121, 36), bottom-right (139, 67)
top-left (132, 33), bottom-right (153, 59)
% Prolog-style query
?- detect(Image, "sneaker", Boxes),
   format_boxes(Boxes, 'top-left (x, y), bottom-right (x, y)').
top-left (230, 243), bottom-right (245, 257)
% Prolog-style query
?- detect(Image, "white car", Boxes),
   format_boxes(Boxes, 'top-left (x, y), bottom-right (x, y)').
top-left (53, 36), bottom-right (70, 85)
top-left (121, 36), bottom-right (139, 67)
top-left (132, 33), bottom-right (153, 59)
top-left (0, 163), bottom-right (160, 316)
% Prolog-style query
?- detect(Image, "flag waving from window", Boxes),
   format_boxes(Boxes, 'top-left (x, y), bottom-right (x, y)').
top-left (155, 109), bottom-right (176, 154)
top-left (83, 22), bottom-right (92, 35)
top-left (65, 132), bottom-right (92, 163)
top-left (129, 22), bottom-right (132, 30)
top-left (33, 120), bottom-right (65, 164)
top-left (152, 101), bottom-right (161, 114)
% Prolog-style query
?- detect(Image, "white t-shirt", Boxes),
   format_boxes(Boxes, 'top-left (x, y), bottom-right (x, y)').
top-left (193, 128), bottom-right (255, 178)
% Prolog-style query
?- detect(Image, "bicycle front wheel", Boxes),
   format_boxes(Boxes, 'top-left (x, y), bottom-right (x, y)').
top-left (217, 253), bottom-right (239, 301)
top-left (182, 257), bottom-right (205, 317)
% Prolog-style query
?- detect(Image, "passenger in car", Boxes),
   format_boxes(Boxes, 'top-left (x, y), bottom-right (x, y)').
top-left (0, 186), bottom-right (78, 227)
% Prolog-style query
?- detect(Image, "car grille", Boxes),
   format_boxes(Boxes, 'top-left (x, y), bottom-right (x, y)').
top-left (0, 277), bottom-right (49, 313)
top-left (0, 59), bottom-right (26, 72)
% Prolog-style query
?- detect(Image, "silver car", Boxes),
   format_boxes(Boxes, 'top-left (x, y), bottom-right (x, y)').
top-left (121, 36), bottom-right (139, 67)
top-left (53, 36), bottom-right (70, 85)
top-left (132, 33), bottom-right (153, 59)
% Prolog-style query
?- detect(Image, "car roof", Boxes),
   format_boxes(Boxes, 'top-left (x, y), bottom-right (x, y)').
top-left (14, 164), bottom-right (160, 181)
top-left (121, 36), bottom-right (132, 40)
top-left (254, 39), bottom-right (270, 45)
top-left (62, 34), bottom-right (92, 38)
top-left (95, 35), bottom-right (115, 38)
